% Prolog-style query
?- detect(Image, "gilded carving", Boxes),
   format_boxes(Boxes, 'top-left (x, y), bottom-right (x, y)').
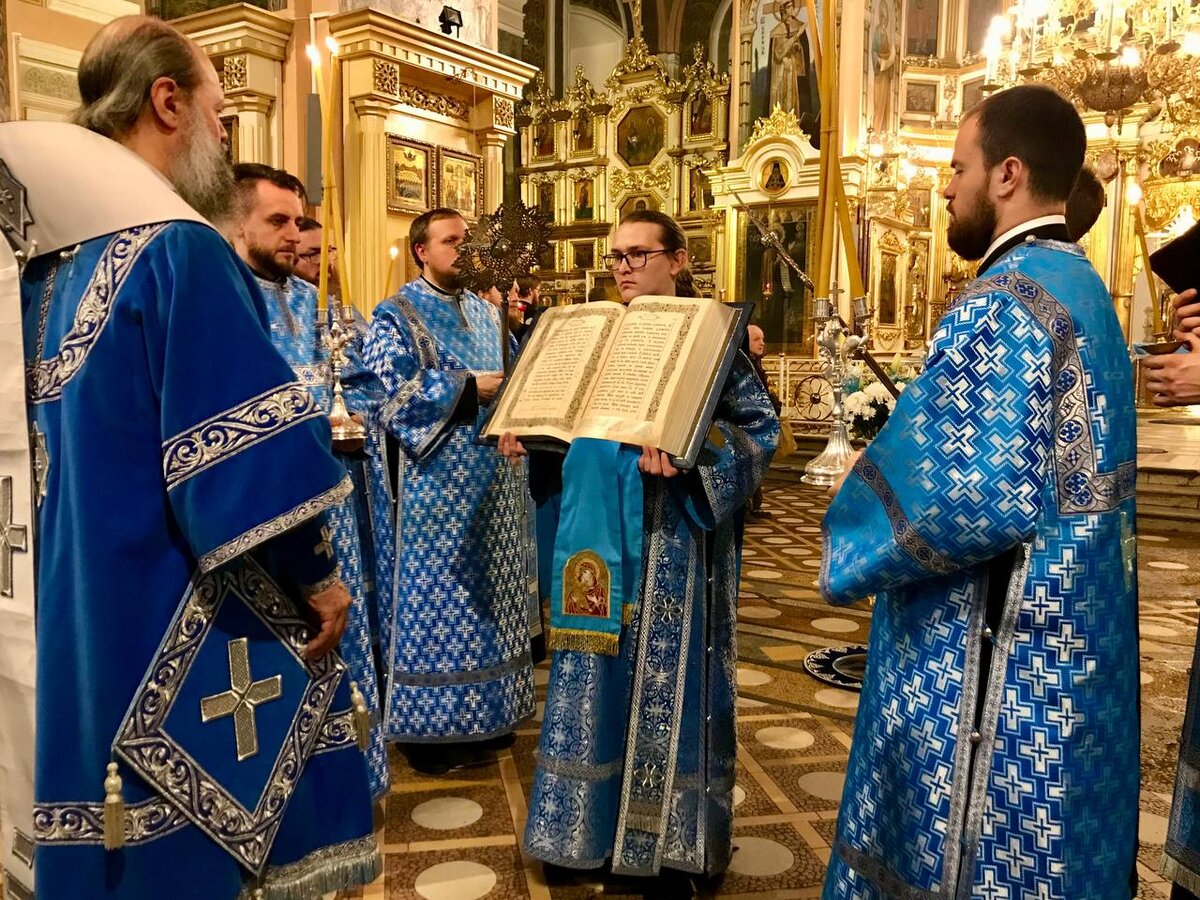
top-left (747, 104), bottom-right (805, 147)
top-left (609, 161), bottom-right (672, 198)
top-left (1144, 179), bottom-right (1200, 232)
top-left (221, 55), bottom-right (248, 92)
top-left (373, 59), bottom-right (399, 97)
top-left (397, 84), bottom-right (469, 122)
top-left (494, 97), bottom-right (515, 129)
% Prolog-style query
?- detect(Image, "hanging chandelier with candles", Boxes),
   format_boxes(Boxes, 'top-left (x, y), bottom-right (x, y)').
top-left (981, 0), bottom-right (1200, 128)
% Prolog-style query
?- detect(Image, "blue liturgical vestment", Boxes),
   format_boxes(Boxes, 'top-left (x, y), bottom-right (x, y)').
top-left (523, 355), bottom-right (778, 876)
top-left (253, 273), bottom-right (390, 800)
top-left (23, 222), bottom-right (378, 898)
top-left (363, 278), bottom-right (535, 741)
top-left (821, 236), bottom-right (1139, 897)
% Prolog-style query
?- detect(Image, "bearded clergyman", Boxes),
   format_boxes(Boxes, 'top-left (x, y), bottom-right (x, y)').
top-left (0, 17), bottom-right (378, 898)
top-left (820, 84), bottom-right (1139, 898)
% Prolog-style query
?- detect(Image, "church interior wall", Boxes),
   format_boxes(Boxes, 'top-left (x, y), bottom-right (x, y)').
top-left (565, 6), bottom-right (624, 87)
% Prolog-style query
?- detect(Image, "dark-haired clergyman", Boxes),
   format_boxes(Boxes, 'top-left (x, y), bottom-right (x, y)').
top-left (821, 84), bottom-right (1140, 899)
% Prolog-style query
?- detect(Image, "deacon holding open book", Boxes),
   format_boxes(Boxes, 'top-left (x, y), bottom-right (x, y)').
top-left (496, 210), bottom-right (779, 889)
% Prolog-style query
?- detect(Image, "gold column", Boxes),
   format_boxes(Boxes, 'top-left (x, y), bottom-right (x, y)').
top-left (348, 97), bottom-right (391, 316)
top-left (477, 130), bottom-right (508, 213)
top-left (1110, 161), bottom-right (1137, 343)
top-left (226, 93), bottom-right (274, 164)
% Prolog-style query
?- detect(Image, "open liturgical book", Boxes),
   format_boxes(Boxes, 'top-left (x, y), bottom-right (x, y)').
top-left (482, 296), bottom-right (750, 467)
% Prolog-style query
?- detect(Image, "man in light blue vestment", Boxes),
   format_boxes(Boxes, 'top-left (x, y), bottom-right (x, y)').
top-left (362, 208), bottom-right (535, 774)
top-left (0, 19), bottom-right (379, 898)
top-left (224, 164), bottom-right (389, 801)
top-left (821, 85), bottom-right (1139, 898)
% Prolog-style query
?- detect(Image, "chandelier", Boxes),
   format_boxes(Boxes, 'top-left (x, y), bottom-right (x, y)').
top-left (981, 0), bottom-right (1200, 128)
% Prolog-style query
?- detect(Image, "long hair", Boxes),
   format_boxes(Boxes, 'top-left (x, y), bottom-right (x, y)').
top-left (619, 209), bottom-right (700, 297)
top-left (74, 19), bottom-right (202, 140)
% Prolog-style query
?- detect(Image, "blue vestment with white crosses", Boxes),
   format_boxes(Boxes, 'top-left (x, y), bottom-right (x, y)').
top-left (254, 274), bottom-right (389, 800)
top-left (23, 223), bottom-right (378, 899)
top-left (821, 238), bottom-right (1139, 898)
top-left (362, 277), bottom-right (535, 741)
top-left (523, 355), bottom-right (778, 876)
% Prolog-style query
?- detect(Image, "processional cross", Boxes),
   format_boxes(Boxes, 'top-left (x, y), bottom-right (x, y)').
top-left (200, 638), bottom-right (284, 762)
top-left (0, 475), bottom-right (29, 598)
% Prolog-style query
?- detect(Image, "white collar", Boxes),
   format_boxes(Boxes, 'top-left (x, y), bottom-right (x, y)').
top-left (982, 214), bottom-right (1068, 265)
top-left (0, 121), bottom-right (208, 258)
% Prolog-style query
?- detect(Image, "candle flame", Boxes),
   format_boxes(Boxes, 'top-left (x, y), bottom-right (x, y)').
top-left (1127, 180), bottom-right (1143, 205)
top-left (389, 246), bottom-right (399, 260)
top-left (305, 44), bottom-right (321, 66)
top-left (325, 36), bottom-right (340, 56)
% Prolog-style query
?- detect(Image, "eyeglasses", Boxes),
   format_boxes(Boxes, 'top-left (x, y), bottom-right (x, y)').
top-left (297, 247), bottom-right (337, 261)
top-left (602, 248), bottom-right (670, 270)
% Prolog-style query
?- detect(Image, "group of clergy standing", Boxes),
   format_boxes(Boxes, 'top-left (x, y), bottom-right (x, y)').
top-left (3, 9), bottom-right (1200, 900)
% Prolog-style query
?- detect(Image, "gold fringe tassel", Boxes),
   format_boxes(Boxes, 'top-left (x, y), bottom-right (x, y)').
top-left (548, 627), bottom-right (620, 656)
top-left (622, 602), bottom-right (638, 625)
top-left (1161, 853), bottom-right (1200, 896)
top-left (102, 762), bottom-right (125, 851)
top-left (349, 681), bottom-right (370, 751)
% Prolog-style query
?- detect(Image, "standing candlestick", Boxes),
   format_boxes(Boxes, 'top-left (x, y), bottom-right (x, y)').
top-left (385, 245), bottom-right (399, 297)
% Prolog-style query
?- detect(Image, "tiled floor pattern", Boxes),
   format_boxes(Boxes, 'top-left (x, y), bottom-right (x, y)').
top-left (350, 472), bottom-right (1195, 898)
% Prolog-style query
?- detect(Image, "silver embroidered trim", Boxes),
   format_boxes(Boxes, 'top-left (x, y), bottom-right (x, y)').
top-left (30, 225), bottom-right (169, 404)
top-left (197, 476), bottom-right (353, 574)
top-left (237, 834), bottom-right (381, 900)
top-left (534, 753), bottom-right (623, 781)
top-left (162, 382), bottom-right (322, 490)
top-left (32, 795), bottom-right (190, 846)
top-left (953, 542), bottom-right (1032, 899)
top-left (299, 571), bottom-right (341, 599)
top-left (312, 710), bottom-right (357, 755)
top-left (113, 559), bottom-right (345, 873)
top-left (978, 273), bottom-right (1136, 515)
top-left (943, 571), bottom-right (987, 892)
top-left (389, 651), bottom-right (531, 687)
top-left (836, 841), bottom-right (939, 900)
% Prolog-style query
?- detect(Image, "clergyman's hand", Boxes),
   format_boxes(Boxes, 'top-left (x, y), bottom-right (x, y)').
top-left (1144, 332), bottom-right (1200, 406)
top-left (497, 431), bottom-right (527, 458)
top-left (304, 578), bottom-right (352, 660)
top-left (639, 446), bottom-right (680, 478)
top-left (475, 373), bottom-right (504, 404)
top-left (826, 450), bottom-right (863, 500)
top-left (1173, 289), bottom-right (1200, 339)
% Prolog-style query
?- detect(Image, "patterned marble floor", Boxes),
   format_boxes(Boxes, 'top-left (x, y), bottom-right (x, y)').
top-left (343, 470), bottom-right (1197, 899)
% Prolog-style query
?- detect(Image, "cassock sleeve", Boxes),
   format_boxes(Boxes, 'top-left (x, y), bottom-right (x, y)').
top-left (144, 222), bottom-right (351, 574)
top-left (362, 299), bottom-right (469, 460)
top-left (821, 291), bottom-right (1055, 605)
top-left (670, 353), bottom-right (780, 530)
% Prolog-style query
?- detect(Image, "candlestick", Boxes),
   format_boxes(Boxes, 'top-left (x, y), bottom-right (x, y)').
top-left (306, 44), bottom-right (332, 314)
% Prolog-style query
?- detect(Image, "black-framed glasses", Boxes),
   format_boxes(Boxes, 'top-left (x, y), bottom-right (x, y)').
top-left (297, 247), bottom-right (337, 261)
top-left (602, 248), bottom-right (670, 270)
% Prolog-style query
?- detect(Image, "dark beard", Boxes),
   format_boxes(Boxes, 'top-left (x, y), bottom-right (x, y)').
top-left (248, 244), bottom-right (294, 282)
top-left (946, 193), bottom-right (997, 261)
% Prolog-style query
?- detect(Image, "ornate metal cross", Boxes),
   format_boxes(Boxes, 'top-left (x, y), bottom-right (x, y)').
top-left (314, 525), bottom-right (335, 560)
top-left (200, 638), bottom-right (283, 762)
top-left (0, 475), bottom-right (29, 598)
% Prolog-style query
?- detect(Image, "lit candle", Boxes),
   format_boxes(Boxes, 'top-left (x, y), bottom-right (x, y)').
top-left (324, 36), bottom-right (354, 315)
top-left (385, 245), bottom-right (399, 296)
top-left (306, 44), bottom-right (332, 313)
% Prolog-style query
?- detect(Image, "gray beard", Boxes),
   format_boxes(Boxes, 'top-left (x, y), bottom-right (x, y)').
top-left (169, 113), bottom-right (235, 223)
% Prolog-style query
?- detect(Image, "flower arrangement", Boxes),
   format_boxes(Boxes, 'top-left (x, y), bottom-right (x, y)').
top-left (841, 358), bottom-right (921, 442)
